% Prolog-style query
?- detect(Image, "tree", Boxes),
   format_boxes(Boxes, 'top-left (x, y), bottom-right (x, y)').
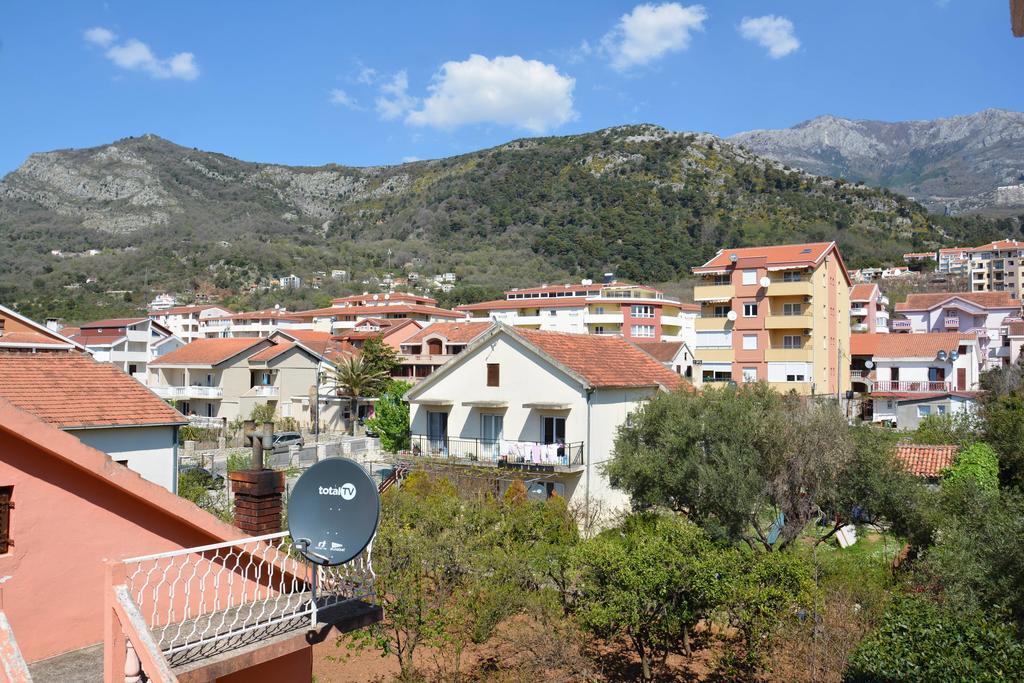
top-left (911, 411), bottom-right (982, 447)
top-left (365, 380), bottom-right (412, 452)
top-left (573, 513), bottom-right (727, 681)
top-left (330, 355), bottom-right (389, 435)
top-left (942, 442), bottom-right (999, 495)
top-left (982, 394), bottom-right (1024, 488)
top-left (845, 596), bottom-right (1024, 682)
top-left (359, 336), bottom-right (400, 395)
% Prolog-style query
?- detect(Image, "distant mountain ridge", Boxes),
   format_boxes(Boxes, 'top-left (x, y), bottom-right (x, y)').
top-left (730, 108), bottom-right (1024, 215)
top-left (0, 125), bottom-right (1014, 322)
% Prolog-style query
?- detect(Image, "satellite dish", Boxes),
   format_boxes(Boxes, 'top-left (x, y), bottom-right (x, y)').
top-left (288, 457), bottom-right (380, 566)
top-left (726, 310), bottom-right (738, 321)
top-left (729, 254), bottom-right (739, 263)
top-left (950, 350), bottom-right (959, 361)
top-left (937, 350), bottom-right (948, 362)
top-left (759, 276), bottom-right (771, 288)
top-left (865, 360), bottom-right (874, 369)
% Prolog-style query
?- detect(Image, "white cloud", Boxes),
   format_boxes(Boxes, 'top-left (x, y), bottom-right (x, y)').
top-left (356, 65), bottom-right (378, 84)
top-left (405, 54), bottom-right (576, 133)
top-left (375, 71), bottom-right (417, 120)
top-left (84, 27), bottom-right (199, 80)
top-left (329, 88), bottom-right (360, 109)
top-left (739, 15), bottom-right (800, 59)
top-left (83, 27), bottom-right (116, 47)
top-left (601, 3), bottom-right (707, 71)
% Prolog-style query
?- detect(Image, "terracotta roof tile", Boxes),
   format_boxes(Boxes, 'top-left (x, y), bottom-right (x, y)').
top-left (510, 328), bottom-right (688, 391)
top-left (0, 332), bottom-right (76, 348)
top-left (1009, 321), bottom-right (1024, 336)
top-left (970, 239), bottom-right (1024, 252)
top-left (79, 318), bottom-right (147, 328)
top-left (634, 341), bottom-right (685, 363)
top-left (694, 242), bottom-right (836, 271)
top-left (895, 444), bottom-right (958, 478)
top-left (895, 291), bottom-right (1019, 312)
top-left (248, 341), bottom-right (295, 362)
top-left (852, 332), bottom-right (973, 359)
top-left (0, 351), bottom-right (185, 428)
top-left (151, 338), bottom-right (265, 366)
top-left (405, 322), bottom-right (494, 344)
top-left (850, 283), bottom-right (879, 302)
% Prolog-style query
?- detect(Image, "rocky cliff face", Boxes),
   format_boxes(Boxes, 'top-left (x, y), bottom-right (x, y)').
top-left (730, 109), bottom-right (1024, 214)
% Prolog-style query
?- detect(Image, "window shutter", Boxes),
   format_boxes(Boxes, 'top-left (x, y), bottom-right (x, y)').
top-left (0, 487), bottom-right (12, 554)
top-left (487, 363), bottom-right (500, 387)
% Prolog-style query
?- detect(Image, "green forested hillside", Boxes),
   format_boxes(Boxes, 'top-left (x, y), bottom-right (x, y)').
top-left (0, 125), bottom-right (1017, 321)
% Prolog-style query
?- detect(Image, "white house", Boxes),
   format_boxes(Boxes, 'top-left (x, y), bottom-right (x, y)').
top-left (634, 341), bottom-right (696, 378)
top-left (893, 291), bottom-right (1021, 369)
top-left (65, 317), bottom-right (183, 383)
top-left (403, 325), bottom-right (689, 516)
top-left (150, 304), bottom-right (232, 343)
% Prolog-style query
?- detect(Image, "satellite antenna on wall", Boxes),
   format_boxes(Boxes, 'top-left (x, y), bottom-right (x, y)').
top-left (726, 310), bottom-right (738, 321)
top-left (865, 360), bottom-right (875, 369)
top-left (288, 457), bottom-right (381, 566)
top-left (759, 276), bottom-right (771, 288)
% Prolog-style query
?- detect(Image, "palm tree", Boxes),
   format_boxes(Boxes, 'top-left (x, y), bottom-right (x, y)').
top-left (330, 355), bottom-right (389, 435)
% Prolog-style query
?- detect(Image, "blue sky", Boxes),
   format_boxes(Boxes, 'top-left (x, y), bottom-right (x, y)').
top-left (1, 1), bottom-right (1020, 174)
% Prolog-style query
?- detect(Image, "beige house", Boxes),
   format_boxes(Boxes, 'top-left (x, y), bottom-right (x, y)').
top-left (404, 325), bottom-right (688, 516)
top-left (148, 337), bottom-right (346, 430)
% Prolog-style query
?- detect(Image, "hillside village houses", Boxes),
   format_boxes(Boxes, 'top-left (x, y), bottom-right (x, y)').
top-left (0, 306), bottom-right (185, 491)
top-left (691, 242), bottom-right (852, 395)
top-left (455, 276), bottom-right (699, 347)
top-left (149, 304), bottom-right (232, 342)
top-left (403, 324), bottom-right (688, 513)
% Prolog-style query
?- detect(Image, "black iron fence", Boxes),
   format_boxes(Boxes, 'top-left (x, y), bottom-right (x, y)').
top-left (408, 434), bottom-right (584, 468)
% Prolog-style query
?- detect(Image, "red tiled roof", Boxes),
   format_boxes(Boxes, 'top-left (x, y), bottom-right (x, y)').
top-left (70, 329), bottom-right (127, 345)
top-left (850, 283), bottom-right (879, 302)
top-left (894, 444), bottom-right (958, 478)
top-left (510, 328), bottom-right (687, 391)
top-left (852, 332), bottom-right (974, 359)
top-left (151, 338), bottom-right (265, 366)
top-left (404, 321), bottom-right (494, 345)
top-left (332, 292), bottom-right (438, 306)
top-left (0, 332), bottom-right (77, 348)
top-left (1009, 321), bottom-right (1024, 336)
top-left (294, 304), bottom-right (463, 320)
top-left (248, 341), bottom-right (296, 362)
top-left (895, 291), bottom-right (1019, 312)
top-left (0, 351), bottom-right (185, 428)
top-left (970, 239), bottom-right (1024, 253)
top-left (938, 247), bottom-right (970, 255)
top-left (693, 242), bottom-right (837, 271)
top-left (634, 341), bottom-right (686, 363)
top-left (79, 317), bottom-right (147, 329)
top-left (457, 297), bottom-right (589, 312)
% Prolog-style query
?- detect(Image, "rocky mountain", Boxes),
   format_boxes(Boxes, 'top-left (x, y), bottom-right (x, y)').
top-left (0, 126), bottom-right (1014, 321)
top-left (730, 108), bottom-right (1024, 215)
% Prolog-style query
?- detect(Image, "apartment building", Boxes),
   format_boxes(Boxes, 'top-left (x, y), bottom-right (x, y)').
top-left (294, 292), bottom-right (464, 334)
top-left (691, 242), bottom-right (851, 395)
top-left (937, 248), bottom-right (971, 274)
top-left (892, 291), bottom-right (1021, 369)
top-left (903, 252), bottom-right (937, 266)
top-left (404, 325), bottom-right (687, 514)
top-left (64, 317), bottom-right (183, 382)
top-left (970, 239), bottom-right (1024, 298)
top-left (455, 278), bottom-right (699, 346)
top-left (148, 337), bottom-right (345, 429)
top-left (850, 283), bottom-right (890, 333)
top-left (333, 317), bottom-right (425, 350)
top-left (396, 321), bottom-right (493, 382)
top-left (200, 307), bottom-right (310, 338)
top-left (149, 304), bottom-right (232, 342)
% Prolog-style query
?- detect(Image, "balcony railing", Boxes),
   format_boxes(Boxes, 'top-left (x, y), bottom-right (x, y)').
top-left (188, 416), bottom-right (226, 430)
top-left (249, 385), bottom-right (281, 397)
top-left (152, 385), bottom-right (224, 399)
top-left (891, 320), bottom-right (912, 331)
top-left (873, 380), bottom-right (951, 393)
top-left (944, 317), bottom-right (960, 329)
top-left (408, 435), bottom-right (584, 468)
top-left (118, 531), bottom-right (374, 668)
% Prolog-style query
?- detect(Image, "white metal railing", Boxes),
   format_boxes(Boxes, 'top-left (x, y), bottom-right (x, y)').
top-left (152, 385), bottom-right (224, 399)
top-left (121, 532), bottom-right (374, 667)
top-left (188, 416), bottom-right (225, 430)
top-left (873, 380), bottom-right (951, 392)
top-left (249, 385), bottom-right (280, 397)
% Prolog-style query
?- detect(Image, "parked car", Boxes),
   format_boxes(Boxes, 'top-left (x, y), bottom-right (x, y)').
top-left (179, 465), bottom-right (224, 490)
top-left (271, 431), bottom-right (304, 453)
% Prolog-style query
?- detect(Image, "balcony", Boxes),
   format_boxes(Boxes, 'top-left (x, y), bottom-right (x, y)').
top-left (850, 306), bottom-right (868, 316)
top-left (872, 380), bottom-right (952, 393)
top-left (765, 314), bottom-right (813, 330)
top-left (852, 323), bottom-right (868, 333)
top-left (693, 284), bottom-right (735, 302)
top-left (187, 415), bottom-right (225, 429)
top-left (408, 435), bottom-right (584, 471)
top-left (249, 385), bottom-right (281, 397)
top-left (695, 348), bottom-right (734, 362)
top-left (696, 317), bottom-right (730, 331)
top-left (944, 317), bottom-right (960, 329)
top-left (152, 385), bottom-right (224, 399)
top-left (584, 313), bottom-right (623, 325)
top-left (112, 532), bottom-right (376, 672)
top-left (891, 320), bottom-right (912, 331)
top-left (765, 348), bottom-right (812, 362)
top-left (765, 281), bottom-right (813, 297)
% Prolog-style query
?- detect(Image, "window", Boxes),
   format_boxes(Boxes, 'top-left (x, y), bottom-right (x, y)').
top-left (782, 271), bottom-right (802, 282)
top-left (712, 274), bottom-right (730, 285)
top-left (594, 306), bottom-right (604, 314)
top-left (487, 363), bottom-right (500, 387)
top-left (917, 406), bottom-right (932, 418)
top-left (593, 326), bottom-right (605, 334)
top-left (0, 486), bottom-right (11, 554)
top-left (743, 303), bottom-right (758, 317)
top-left (631, 324), bottom-right (655, 338)
top-left (742, 367), bottom-right (758, 383)
top-left (937, 405), bottom-right (947, 415)
top-left (782, 303), bottom-right (802, 316)
top-left (542, 416), bottom-right (566, 444)
top-left (742, 270), bottom-right (757, 285)
top-left (713, 305), bottom-right (730, 318)
top-left (631, 305), bottom-right (654, 318)
top-left (783, 335), bottom-right (802, 349)
top-left (742, 334), bottom-right (758, 350)
top-left (785, 373), bottom-right (806, 382)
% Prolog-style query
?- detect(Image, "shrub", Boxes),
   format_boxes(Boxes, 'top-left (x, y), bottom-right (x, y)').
top-left (943, 442), bottom-right (999, 494)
